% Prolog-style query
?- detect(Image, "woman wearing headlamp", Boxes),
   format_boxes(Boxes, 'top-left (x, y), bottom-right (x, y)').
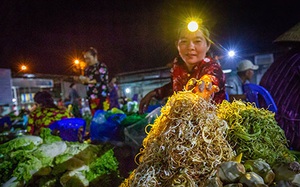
top-left (139, 23), bottom-right (226, 114)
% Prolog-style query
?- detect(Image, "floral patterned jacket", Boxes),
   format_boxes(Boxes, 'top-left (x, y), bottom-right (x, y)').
top-left (154, 57), bottom-right (226, 104)
top-left (84, 62), bottom-right (109, 100)
top-left (27, 106), bottom-right (71, 135)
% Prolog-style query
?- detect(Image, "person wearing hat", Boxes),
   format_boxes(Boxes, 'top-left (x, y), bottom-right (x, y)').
top-left (226, 59), bottom-right (259, 101)
top-left (260, 22), bottom-right (300, 150)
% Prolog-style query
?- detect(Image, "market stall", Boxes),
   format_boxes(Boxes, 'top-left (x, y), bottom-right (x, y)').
top-left (1, 83), bottom-right (300, 187)
top-left (120, 90), bottom-right (300, 187)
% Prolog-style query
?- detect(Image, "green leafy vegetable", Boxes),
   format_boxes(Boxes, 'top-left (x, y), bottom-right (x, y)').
top-left (40, 128), bottom-right (61, 144)
top-left (0, 135), bottom-right (42, 153)
top-left (1, 127), bottom-right (120, 186)
top-left (84, 149), bottom-right (119, 182)
top-left (217, 100), bottom-right (295, 166)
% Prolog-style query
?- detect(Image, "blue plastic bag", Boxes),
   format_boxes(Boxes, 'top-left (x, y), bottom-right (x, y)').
top-left (90, 110), bottom-right (126, 143)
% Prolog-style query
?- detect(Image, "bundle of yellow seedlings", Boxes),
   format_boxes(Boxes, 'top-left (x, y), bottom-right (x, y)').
top-left (121, 91), bottom-right (235, 187)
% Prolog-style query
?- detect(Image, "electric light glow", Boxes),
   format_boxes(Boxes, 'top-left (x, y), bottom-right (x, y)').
top-left (187, 21), bottom-right (199, 32)
top-left (228, 50), bottom-right (235, 57)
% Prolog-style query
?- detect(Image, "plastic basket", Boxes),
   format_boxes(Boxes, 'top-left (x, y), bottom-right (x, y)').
top-left (49, 118), bottom-right (86, 142)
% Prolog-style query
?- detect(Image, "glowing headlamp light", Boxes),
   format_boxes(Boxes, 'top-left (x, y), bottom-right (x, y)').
top-left (187, 21), bottom-right (199, 32)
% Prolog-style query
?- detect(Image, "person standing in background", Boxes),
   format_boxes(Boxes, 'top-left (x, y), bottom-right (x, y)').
top-left (108, 77), bottom-right (120, 109)
top-left (226, 59), bottom-right (258, 101)
top-left (79, 47), bottom-right (109, 115)
top-left (0, 106), bottom-right (5, 117)
top-left (68, 83), bottom-right (82, 117)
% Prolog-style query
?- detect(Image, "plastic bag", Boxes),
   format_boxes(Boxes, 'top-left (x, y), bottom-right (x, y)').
top-left (90, 110), bottom-right (126, 143)
top-left (124, 107), bottom-right (161, 149)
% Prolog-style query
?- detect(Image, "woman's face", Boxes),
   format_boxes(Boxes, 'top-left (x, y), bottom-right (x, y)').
top-left (176, 29), bottom-right (210, 70)
top-left (83, 52), bottom-right (97, 66)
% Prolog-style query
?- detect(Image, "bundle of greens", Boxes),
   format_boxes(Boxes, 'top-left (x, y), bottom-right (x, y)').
top-left (217, 100), bottom-right (295, 166)
top-left (121, 91), bottom-right (234, 187)
top-left (0, 128), bottom-right (120, 187)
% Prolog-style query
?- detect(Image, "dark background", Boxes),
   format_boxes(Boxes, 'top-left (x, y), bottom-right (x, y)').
top-left (0, 0), bottom-right (299, 77)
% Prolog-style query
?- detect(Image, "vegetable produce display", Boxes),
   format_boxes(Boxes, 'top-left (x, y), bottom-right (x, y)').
top-left (0, 128), bottom-right (120, 187)
top-left (121, 91), bottom-right (235, 186)
top-left (120, 91), bottom-right (300, 187)
top-left (208, 159), bottom-right (300, 186)
top-left (217, 100), bottom-right (295, 166)
top-left (2, 90), bottom-right (300, 186)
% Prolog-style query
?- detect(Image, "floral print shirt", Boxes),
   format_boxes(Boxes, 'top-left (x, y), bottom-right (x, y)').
top-left (84, 62), bottom-right (109, 100)
top-left (27, 106), bottom-right (71, 135)
top-left (155, 57), bottom-right (226, 104)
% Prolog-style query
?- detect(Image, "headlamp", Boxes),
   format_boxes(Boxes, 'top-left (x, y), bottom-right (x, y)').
top-left (187, 21), bottom-right (199, 32)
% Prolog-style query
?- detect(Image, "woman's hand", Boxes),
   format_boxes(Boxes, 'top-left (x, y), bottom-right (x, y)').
top-left (79, 75), bottom-right (88, 84)
top-left (185, 75), bottom-right (219, 101)
top-left (79, 76), bottom-right (96, 84)
top-left (139, 90), bottom-right (156, 114)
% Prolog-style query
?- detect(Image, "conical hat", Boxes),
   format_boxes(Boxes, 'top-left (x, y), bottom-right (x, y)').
top-left (274, 22), bottom-right (300, 43)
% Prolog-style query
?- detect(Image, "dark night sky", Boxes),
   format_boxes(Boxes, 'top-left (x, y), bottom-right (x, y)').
top-left (0, 0), bottom-right (299, 77)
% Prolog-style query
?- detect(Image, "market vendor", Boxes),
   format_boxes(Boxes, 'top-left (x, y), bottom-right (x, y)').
top-left (79, 47), bottom-right (109, 115)
top-left (27, 91), bottom-right (72, 135)
top-left (139, 21), bottom-right (226, 113)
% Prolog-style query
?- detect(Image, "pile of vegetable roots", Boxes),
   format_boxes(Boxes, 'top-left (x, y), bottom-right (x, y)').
top-left (122, 91), bottom-right (235, 186)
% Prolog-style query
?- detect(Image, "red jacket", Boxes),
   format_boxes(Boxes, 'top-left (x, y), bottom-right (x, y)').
top-left (154, 57), bottom-right (225, 104)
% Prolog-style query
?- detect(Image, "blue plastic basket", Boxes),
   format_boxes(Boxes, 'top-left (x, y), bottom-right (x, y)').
top-left (0, 116), bottom-right (12, 132)
top-left (49, 118), bottom-right (86, 142)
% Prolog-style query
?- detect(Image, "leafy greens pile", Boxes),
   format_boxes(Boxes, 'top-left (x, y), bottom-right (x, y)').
top-left (0, 128), bottom-right (119, 187)
top-left (217, 100), bottom-right (295, 166)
